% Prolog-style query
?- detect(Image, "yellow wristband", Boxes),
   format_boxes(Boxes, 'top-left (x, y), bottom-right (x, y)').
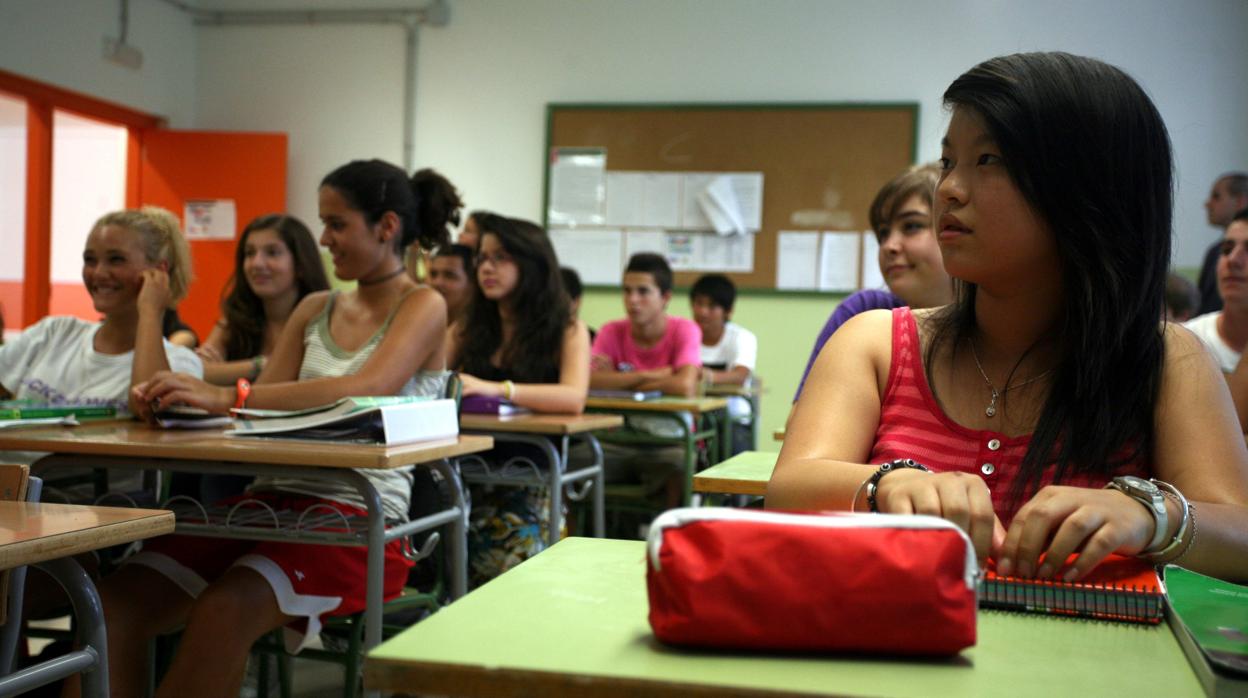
top-left (501, 380), bottom-right (515, 401)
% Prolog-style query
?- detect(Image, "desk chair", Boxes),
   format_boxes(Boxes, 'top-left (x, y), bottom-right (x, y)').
top-left (0, 469), bottom-right (40, 675)
top-left (252, 375), bottom-right (465, 698)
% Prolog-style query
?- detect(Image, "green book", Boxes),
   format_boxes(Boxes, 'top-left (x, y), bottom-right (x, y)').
top-left (0, 401), bottom-right (117, 420)
top-left (1164, 565), bottom-right (1248, 697)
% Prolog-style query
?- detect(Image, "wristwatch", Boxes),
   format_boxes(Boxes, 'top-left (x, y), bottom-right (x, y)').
top-left (1105, 476), bottom-right (1168, 553)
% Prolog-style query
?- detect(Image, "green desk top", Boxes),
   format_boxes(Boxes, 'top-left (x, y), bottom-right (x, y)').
top-left (366, 538), bottom-right (1202, 698)
top-left (693, 450), bottom-right (777, 496)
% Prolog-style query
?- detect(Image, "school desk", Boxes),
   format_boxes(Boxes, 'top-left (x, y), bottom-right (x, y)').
top-left (363, 537), bottom-right (1203, 698)
top-left (705, 381), bottom-right (762, 452)
top-left (0, 501), bottom-right (174, 697)
top-left (0, 420), bottom-right (492, 655)
top-left (457, 412), bottom-right (623, 544)
top-left (692, 450), bottom-right (777, 497)
top-left (585, 396), bottom-right (730, 505)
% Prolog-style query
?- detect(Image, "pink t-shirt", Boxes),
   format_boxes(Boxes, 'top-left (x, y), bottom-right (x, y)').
top-left (592, 316), bottom-right (702, 372)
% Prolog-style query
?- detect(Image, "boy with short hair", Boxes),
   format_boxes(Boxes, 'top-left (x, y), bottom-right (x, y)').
top-left (690, 273), bottom-right (758, 452)
top-left (428, 243), bottom-right (474, 327)
top-left (590, 253), bottom-right (701, 519)
top-left (590, 253), bottom-right (700, 396)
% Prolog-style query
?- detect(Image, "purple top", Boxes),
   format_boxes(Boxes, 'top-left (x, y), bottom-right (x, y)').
top-left (793, 289), bottom-right (905, 402)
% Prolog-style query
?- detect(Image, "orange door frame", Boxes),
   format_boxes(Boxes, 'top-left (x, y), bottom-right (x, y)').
top-left (0, 69), bottom-right (163, 326)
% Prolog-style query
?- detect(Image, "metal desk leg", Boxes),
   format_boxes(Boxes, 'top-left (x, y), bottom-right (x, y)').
top-left (344, 470), bottom-right (387, 656)
top-left (585, 434), bottom-right (606, 538)
top-left (0, 557), bottom-right (109, 698)
top-left (429, 459), bottom-right (468, 600)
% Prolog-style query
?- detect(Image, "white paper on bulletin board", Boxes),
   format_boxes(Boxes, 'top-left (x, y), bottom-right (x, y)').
top-left (818, 231), bottom-right (861, 292)
top-left (547, 148), bottom-right (607, 226)
top-left (776, 231), bottom-right (819, 290)
top-left (605, 172), bottom-right (682, 228)
top-left (548, 228), bottom-right (623, 285)
top-left (184, 199), bottom-right (236, 240)
top-left (860, 231), bottom-right (885, 290)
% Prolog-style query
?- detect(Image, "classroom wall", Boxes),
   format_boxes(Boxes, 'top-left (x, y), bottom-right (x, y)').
top-left (3, 0), bottom-right (1248, 450)
top-left (0, 0), bottom-right (197, 126)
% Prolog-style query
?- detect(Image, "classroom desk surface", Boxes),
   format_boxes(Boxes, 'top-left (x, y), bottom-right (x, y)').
top-left (585, 395), bottom-right (729, 415)
top-left (0, 419), bottom-right (493, 469)
top-left (704, 384), bottom-right (757, 398)
top-left (459, 412), bottom-right (623, 435)
top-left (365, 537), bottom-right (1202, 698)
top-left (692, 450), bottom-right (777, 497)
top-left (0, 501), bottom-right (174, 570)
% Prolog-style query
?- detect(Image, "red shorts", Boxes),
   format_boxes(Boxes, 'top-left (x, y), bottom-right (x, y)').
top-left (126, 492), bottom-right (413, 652)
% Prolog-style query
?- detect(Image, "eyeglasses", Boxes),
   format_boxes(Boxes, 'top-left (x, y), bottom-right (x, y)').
top-left (474, 250), bottom-right (513, 267)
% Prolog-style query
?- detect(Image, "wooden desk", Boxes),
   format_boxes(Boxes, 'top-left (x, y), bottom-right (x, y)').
top-left (0, 420), bottom-right (493, 656)
top-left (0, 501), bottom-right (173, 569)
top-left (458, 413), bottom-right (623, 543)
top-left (0, 501), bottom-right (173, 697)
top-left (585, 397), bottom-right (730, 505)
top-left (692, 450), bottom-right (777, 497)
top-left (365, 537), bottom-right (1203, 698)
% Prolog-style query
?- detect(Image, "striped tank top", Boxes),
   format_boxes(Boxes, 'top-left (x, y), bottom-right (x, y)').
top-left (868, 307), bottom-right (1149, 525)
top-left (250, 290), bottom-right (449, 521)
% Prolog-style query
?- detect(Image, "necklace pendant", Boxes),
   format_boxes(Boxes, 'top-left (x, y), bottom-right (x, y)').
top-left (985, 389), bottom-right (999, 418)
top-left (985, 404), bottom-right (996, 418)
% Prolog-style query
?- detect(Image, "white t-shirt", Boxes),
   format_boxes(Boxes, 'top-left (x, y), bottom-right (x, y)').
top-left (0, 315), bottom-right (203, 413)
top-left (1183, 311), bottom-right (1241, 374)
top-left (700, 322), bottom-right (758, 420)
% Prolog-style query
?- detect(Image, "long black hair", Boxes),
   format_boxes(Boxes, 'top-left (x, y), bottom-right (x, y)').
top-left (929, 52), bottom-right (1172, 504)
top-left (320, 160), bottom-right (460, 254)
top-left (454, 213), bottom-right (570, 383)
top-left (220, 214), bottom-right (330, 360)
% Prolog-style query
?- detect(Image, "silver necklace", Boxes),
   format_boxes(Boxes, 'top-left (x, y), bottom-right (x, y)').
top-left (967, 338), bottom-right (1054, 418)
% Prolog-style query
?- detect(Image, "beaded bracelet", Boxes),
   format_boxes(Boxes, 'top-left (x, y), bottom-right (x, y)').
top-left (865, 459), bottom-right (931, 512)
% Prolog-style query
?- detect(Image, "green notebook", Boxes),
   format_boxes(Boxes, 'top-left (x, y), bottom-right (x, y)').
top-left (0, 400), bottom-right (116, 420)
top-left (1164, 565), bottom-right (1248, 697)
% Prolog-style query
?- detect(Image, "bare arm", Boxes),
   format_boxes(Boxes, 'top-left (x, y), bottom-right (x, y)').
top-left (128, 270), bottom-right (175, 414)
top-left (461, 321), bottom-right (591, 414)
top-left (767, 309), bottom-right (1001, 562)
top-left (1225, 349), bottom-right (1248, 433)
top-left (135, 289), bottom-right (447, 414)
top-left (703, 365), bottom-right (751, 386)
top-left (637, 364), bottom-right (700, 397)
top-left (197, 322), bottom-right (257, 386)
top-left (1151, 325), bottom-right (1248, 581)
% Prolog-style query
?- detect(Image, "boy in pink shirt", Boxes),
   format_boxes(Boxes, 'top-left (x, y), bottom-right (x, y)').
top-left (591, 253), bottom-right (701, 396)
top-left (591, 253), bottom-right (701, 522)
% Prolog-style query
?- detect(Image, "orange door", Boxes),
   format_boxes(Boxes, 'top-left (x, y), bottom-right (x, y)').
top-left (138, 130), bottom-right (287, 341)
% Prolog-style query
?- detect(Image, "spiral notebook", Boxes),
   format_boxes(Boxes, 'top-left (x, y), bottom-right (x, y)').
top-left (978, 554), bottom-right (1163, 624)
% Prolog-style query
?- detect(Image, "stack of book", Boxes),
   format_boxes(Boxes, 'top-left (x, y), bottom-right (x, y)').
top-left (229, 396), bottom-right (458, 445)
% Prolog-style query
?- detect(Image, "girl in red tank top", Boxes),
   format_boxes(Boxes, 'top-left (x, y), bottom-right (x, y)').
top-left (771, 52), bottom-right (1248, 585)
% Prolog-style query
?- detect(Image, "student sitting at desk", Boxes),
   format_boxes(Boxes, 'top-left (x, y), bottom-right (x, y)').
top-left (591, 253), bottom-right (701, 514)
top-left (690, 273), bottom-right (757, 454)
top-left (92, 159), bottom-right (456, 698)
top-left (447, 213), bottom-right (590, 583)
top-left (428, 243), bottom-right (475, 328)
top-left (770, 52), bottom-right (1248, 584)
top-left (0, 206), bottom-right (201, 416)
top-left (196, 213), bottom-right (330, 386)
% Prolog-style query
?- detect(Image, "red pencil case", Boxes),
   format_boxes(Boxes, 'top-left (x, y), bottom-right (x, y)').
top-left (645, 508), bottom-right (978, 655)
